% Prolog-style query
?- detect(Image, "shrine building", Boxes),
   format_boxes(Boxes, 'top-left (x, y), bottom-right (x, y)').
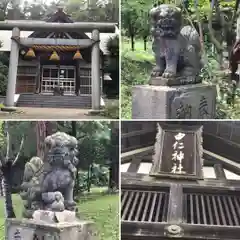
top-left (0, 8), bottom-right (118, 109)
top-left (121, 121), bottom-right (240, 240)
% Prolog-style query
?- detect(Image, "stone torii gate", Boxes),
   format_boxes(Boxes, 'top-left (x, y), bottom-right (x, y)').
top-left (0, 21), bottom-right (116, 111)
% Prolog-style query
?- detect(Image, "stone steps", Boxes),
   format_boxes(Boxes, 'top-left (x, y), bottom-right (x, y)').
top-left (16, 94), bottom-right (92, 109)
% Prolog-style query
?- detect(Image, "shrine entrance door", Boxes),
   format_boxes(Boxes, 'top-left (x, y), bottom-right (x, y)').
top-left (41, 65), bottom-right (76, 95)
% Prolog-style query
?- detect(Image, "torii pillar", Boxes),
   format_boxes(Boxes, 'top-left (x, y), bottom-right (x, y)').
top-left (4, 27), bottom-right (20, 109)
top-left (91, 29), bottom-right (100, 111)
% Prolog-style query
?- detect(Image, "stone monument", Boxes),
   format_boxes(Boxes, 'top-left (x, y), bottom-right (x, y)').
top-left (7, 132), bottom-right (97, 240)
top-left (132, 4), bottom-right (216, 119)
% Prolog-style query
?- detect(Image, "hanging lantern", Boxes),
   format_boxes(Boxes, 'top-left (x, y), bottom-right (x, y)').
top-left (73, 50), bottom-right (82, 60)
top-left (49, 51), bottom-right (60, 61)
top-left (25, 48), bottom-right (36, 58)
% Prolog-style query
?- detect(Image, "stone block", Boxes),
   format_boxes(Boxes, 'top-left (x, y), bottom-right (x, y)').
top-left (132, 84), bottom-right (216, 119)
top-left (6, 218), bottom-right (98, 240)
top-left (32, 210), bottom-right (77, 223)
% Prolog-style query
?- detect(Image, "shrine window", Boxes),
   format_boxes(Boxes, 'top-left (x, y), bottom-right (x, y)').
top-left (122, 188), bottom-right (169, 223)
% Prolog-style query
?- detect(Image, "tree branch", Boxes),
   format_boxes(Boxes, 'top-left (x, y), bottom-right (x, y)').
top-left (12, 136), bottom-right (24, 166)
top-left (208, 0), bottom-right (224, 51)
top-left (5, 121), bottom-right (9, 162)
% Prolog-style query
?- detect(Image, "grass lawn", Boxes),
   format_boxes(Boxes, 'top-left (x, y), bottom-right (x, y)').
top-left (0, 189), bottom-right (119, 240)
top-left (121, 38), bottom-right (154, 119)
top-left (122, 37), bottom-right (154, 62)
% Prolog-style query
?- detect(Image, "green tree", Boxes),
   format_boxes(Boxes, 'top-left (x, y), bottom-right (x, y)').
top-left (137, 7), bottom-right (150, 51)
top-left (0, 121), bottom-right (25, 218)
top-left (57, 121), bottom-right (111, 193)
top-left (121, 0), bottom-right (141, 51)
top-left (108, 121), bottom-right (119, 189)
top-left (104, 34), bottom-right (119, 97)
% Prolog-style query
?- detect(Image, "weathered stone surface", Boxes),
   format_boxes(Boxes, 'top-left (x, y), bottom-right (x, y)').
top-left (149, 4), bottom-right (202, 83)
top-left (149, 75), bottom-right (201, 86)
top-left (32, 210), bottom-right (56, 223)
top-left (20, 132), bottom-right (79, 218)
top-left (132, 84), bottom-right (216, 119)
top-left (33, 210), bottom-right (77, 223)
top-left (6, 218), bottom-right (98, 240)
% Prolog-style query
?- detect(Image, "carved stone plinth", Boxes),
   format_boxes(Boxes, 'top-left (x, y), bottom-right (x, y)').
top-left (149, 76), bottom-right (201, 86)
top-left (132, 83), bottom-right (216, 119)
top-left (6, 214), bottom-right (98, 240)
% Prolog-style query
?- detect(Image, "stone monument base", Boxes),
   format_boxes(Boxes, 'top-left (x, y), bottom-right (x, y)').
top-left (6, 210), bottom-right (97, 240)
top-left (149, 75), bottom-right (201, 86)
top-left (132, 84), bottom-right (217, 119)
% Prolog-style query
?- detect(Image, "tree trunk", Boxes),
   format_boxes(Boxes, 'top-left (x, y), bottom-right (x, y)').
top-left (130, 35), bottom-right (135, 51)
top-left (74, 170), bottom-right (79, 198)
top-left (71, 121), bottom-right (77, 137)
top-left (71, 121), bottom-right (79, 197)
top-left (46, 122), bottom-right (57, 136)
top-left (2, 161), bottom-right (15, 218)
top-left (87, 163), bottom-right (92, 192)
top-left (143, 37), bottom-right (147, 51)
top-left (36, 121), bottom-right (46, 160)
top-left (108, 122), bottom-right (119, 189)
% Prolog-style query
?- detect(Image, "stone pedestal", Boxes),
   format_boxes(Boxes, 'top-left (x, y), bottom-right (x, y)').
top-left (132, 84), bottom-right (217, 119)
top-left (6, 211), bottom-right (98, 240)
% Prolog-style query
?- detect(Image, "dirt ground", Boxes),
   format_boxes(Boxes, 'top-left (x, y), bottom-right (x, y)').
top-left (0, 107), bottom-right (107, 119)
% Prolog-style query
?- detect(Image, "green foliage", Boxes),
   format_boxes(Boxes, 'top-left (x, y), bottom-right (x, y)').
top-left (121, 0), bottom-right (139, 37)
top-left (0, 121), bottom-right (112, 170)
top-left (200, 54), bottom-right (240, 119)
top-left (101, 100), bottom-right (119, 119)
top-left (121, 39), bottom-right (154, 118)
top-left (106, 35), bottom-right (119, 58)
top-left (0, 121), bottom-right (6, 156)
top-left (91, 164), bottom-right (109, 186)
top-left (0, 41), bottom-right (8, 96)
top-left (57, 121), bottom-right (111, 169)
top-left (0, 62), bottom-right (8, 95)
top-left (0, 0), bottom-right (118, 22)
top-left (121, 0), bottom-right (151, 39)
top-left (76, 164), bottom-right (109, 192)
top-left (103, 34), bottom-right (119, 99)
top-left (65, 0), bottom-right (118, 22)
top-left (6, 121), bottom-right (36, 160)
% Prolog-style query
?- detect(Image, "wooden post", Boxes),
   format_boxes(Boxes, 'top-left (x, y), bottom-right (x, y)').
top-left (75, 60), bottom-right (80, 96)
top-left (91, 29), bottom-right (100, 110)
top-left (167, 184), bottom-right (183, 224)
top-left (5, 27), bottom-right (20, 108)
top-left (36, 56), bottom-right (41, 93)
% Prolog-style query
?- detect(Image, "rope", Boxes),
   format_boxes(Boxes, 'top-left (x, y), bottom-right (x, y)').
top-left (32, 45), bottom-right (80, 52)
top-left (11, 36), bottom-right (100, 52)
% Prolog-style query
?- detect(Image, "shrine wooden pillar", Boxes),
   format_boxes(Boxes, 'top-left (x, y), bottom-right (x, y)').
top-left (75, 60), bottom-right (80, 95)
top-left (35, 55), bottom-right (41, 93)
